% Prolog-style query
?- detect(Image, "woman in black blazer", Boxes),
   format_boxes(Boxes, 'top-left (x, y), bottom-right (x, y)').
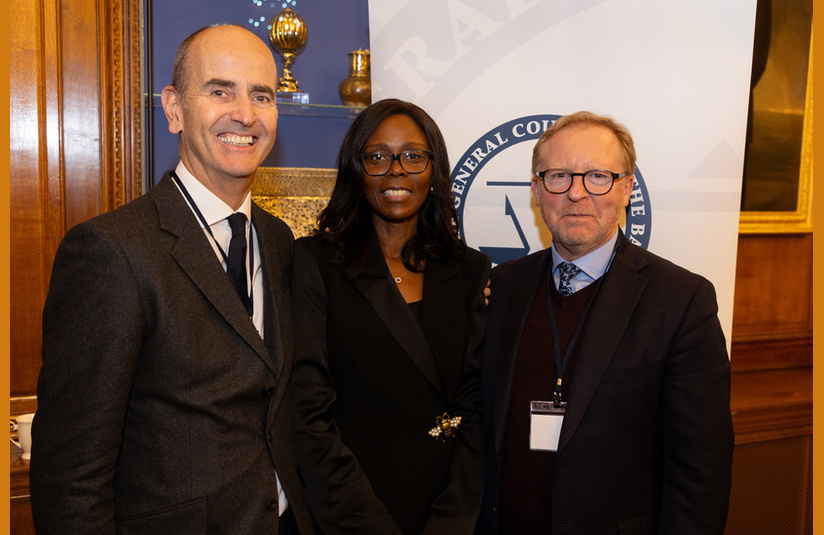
top-left (290, 99), bottom-right (490, 534)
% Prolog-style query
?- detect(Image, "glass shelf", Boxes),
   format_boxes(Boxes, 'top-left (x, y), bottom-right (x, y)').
top-left (277, 101), bottom-right (364, 118)
top-left (149, 94), bottom-right (362, 119)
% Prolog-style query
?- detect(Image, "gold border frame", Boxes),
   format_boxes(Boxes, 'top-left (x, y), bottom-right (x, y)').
top-left (102, 0), bottom-right (144, 209)
top-left (739, 33), bottom-right (813, 234)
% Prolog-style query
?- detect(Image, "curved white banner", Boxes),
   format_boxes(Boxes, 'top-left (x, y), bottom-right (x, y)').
top-left (368, 0), bottom-right (757, 344)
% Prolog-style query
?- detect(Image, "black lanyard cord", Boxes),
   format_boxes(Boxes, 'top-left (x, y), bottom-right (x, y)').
top-left (171, 171), bottom-right (255, 316)
top-left (546, 238), bottom-right (619, 407)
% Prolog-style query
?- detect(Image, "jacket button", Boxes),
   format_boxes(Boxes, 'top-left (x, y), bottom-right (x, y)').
top-left (266, 499), bottom-right (278, 511)
top-left (262, 387), bottom-right (274, 397)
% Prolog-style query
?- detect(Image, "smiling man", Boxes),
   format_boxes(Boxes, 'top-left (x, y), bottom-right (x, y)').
top-left (30, 25), bottom-right (314, 534)
top-left (477, 111), bottom-right (734, 534)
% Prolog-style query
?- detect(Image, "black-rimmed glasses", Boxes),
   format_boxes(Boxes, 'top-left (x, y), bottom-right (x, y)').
top-left (536, 169), bottom-right (627, 195)
top-left (360, 150), bottom-right (433, 176)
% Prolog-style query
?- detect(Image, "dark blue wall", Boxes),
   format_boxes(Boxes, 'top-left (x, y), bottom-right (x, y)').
top-left (149, 0), bottom-right (369, 182)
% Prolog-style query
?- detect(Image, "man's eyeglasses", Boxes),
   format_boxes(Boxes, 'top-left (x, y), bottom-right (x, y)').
top-left (536, 169), bottom-right (627, 195)
top-left (360, 150), bottom-right (433, 176)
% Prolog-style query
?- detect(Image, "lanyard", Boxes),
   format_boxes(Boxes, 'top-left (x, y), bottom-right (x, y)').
top-left (545, 239), bottom-right (619, 407)
top-left (171, 171), bottom-right (255, 316)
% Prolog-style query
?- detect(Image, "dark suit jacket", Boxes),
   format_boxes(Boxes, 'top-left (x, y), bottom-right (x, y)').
top-left (30, 173), bottom-right (314, 534)
top-left (478, 232), bottom-right (733, 535)
top-left (290, 235), bottom-right (490, 535)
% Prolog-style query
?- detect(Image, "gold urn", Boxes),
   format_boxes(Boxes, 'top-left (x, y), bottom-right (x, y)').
top-left (338, 49), bottom-right (371, 108)
top-left (269, 8), bottom-right (307, 93)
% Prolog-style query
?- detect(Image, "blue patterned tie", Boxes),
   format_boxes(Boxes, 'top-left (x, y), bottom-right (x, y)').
top-left (557, 262), bottom-right (581, 296)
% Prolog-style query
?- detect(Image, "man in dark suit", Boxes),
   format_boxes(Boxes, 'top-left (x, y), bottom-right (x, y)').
top-left (477, 111), bottom-right (734, 534)
top-left (30, 25), bottom-right (313, 534)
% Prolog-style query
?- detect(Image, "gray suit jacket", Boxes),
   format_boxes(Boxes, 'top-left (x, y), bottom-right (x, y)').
top-left (30, 173), bottom-right (314, 534)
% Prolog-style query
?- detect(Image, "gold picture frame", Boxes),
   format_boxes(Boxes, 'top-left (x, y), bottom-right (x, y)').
top-left (739, 32), bottom-right (813, 234)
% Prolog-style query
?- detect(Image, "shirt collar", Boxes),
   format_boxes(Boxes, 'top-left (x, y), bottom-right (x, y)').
top-left (552, 230), bottom-right (619, 280)
top-left (174, 161), bottom-right (252, 227)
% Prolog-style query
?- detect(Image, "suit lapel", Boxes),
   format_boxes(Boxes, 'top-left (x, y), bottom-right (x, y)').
top-left (420, 259), bottom-right (472, 400)
top-left (150, 175), bottom-right (275, 372)
top-left (351, 238), bottom-right (445, 395)
top-left (557, 234), bottom-right (648, 452)
top-left (494, 250), bottom-right (551, 458)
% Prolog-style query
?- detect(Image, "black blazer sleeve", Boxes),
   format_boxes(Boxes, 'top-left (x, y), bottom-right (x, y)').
top-left (657, 277), bottom-right (733, 534)
top-left (290, 239), bottom-right (404, 535)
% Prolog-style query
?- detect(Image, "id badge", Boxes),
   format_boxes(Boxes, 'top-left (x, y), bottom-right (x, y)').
top-left (530, 400), bottom-right (565, 452)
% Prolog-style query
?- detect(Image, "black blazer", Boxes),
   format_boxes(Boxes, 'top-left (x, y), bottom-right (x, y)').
top-left (30, 174), bottom-right (314, 534)
top-left (290, 235), bottom-right (490, 534)
top-left (478, 232), bottom-right (733, 535)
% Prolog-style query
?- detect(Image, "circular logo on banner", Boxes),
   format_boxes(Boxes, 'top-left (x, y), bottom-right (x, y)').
top-left (450, 114), bottom-right (652, 266)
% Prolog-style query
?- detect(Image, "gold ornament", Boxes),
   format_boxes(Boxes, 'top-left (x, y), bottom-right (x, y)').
top-left (269, 8), bottom-right (308, 93)
top-left (338, 49), bottom-right (371, 107)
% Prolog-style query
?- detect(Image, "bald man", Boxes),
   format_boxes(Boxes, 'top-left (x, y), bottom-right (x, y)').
top-left (31, 25), bottom-right (314, 534)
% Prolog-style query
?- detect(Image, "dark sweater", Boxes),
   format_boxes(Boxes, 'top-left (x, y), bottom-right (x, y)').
top-left (499, 273), bottom-right (599, 534)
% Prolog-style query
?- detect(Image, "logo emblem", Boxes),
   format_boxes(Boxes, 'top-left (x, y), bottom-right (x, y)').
top-left (450, 114), bottom-right (652, 265)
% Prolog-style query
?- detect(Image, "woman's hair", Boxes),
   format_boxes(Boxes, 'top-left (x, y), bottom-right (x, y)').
top-left (315, 98), bottom-right (465, 278)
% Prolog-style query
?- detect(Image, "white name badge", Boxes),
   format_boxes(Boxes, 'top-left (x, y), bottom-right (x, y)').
top-left (530, 400), bottom-right (565, 452)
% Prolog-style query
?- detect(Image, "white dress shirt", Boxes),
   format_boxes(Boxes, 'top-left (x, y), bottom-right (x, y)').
top-left (172, 163), bottom-right (264, 335)
top-left (551, 230), bottom-right (619, 295)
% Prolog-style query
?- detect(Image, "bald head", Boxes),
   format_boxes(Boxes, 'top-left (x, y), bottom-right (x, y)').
top-left (171, 25), bottom-right (277, 106)
top-left (160, 23), bottom-right (280, 208)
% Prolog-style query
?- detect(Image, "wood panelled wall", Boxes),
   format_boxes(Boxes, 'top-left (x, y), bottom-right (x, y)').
top-left (731, 234), bottom-right (813, 371)
top-left (725, 233), bottom-right (812, 533)
top-left (8, 1), bottom-right (813, 533)
top-left (10, 0), bottom-right (142, 399)
top-left (729, 233), bottom-right (813, 442)
top-left (10, 2), bottom-right (142, 531)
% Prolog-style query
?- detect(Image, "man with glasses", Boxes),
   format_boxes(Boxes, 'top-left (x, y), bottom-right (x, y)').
top-left (477, 111), bottom-right (733, 534)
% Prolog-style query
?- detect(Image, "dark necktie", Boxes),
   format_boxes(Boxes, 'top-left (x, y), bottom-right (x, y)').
top-left (557, 262), bottom-right (581, 296)
top-left (226, 212), bottom-right (248, 308)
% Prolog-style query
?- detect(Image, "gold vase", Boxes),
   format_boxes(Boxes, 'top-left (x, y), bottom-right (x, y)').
top-left (338, 49), bottom-right (371, 108)
top-left (269, 8), bottom-right (307, 93)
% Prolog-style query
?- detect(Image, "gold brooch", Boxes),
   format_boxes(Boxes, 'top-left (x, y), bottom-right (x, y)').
top-left (428, 413), bottom-right (462, 441)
